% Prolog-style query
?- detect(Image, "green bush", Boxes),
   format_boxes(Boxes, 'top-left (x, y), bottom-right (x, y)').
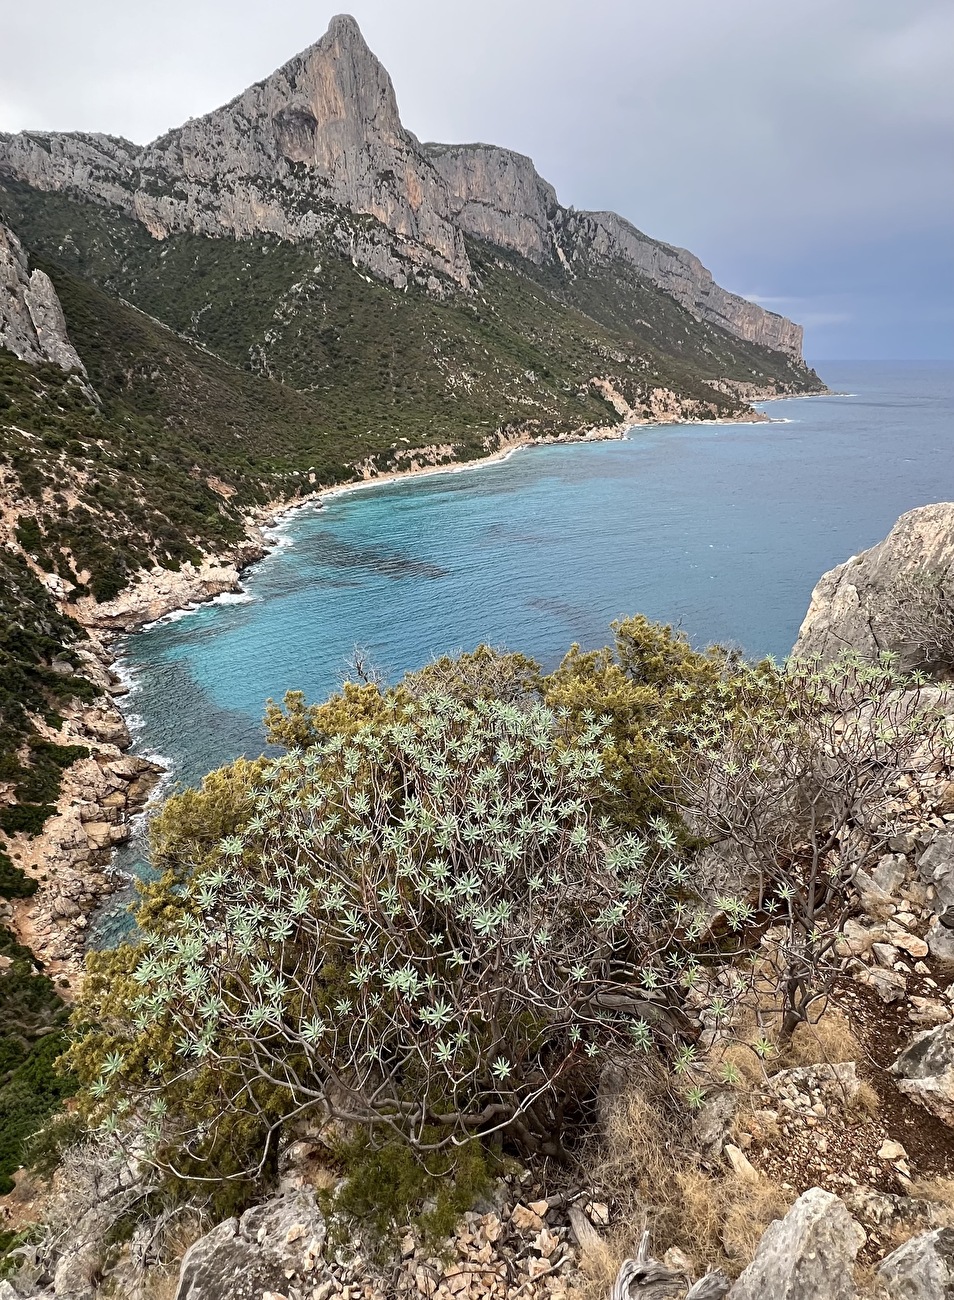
top-left (0, 928), bottom-right (76, 1194)
top-left (0, 804), bottom-right (54, 838)
top-left (72, 677), bottom-right (723, 1188)
top-left (335, 1133), bottom-right (492, 1246)
top-left (0, 851), bottom-right (38, 899)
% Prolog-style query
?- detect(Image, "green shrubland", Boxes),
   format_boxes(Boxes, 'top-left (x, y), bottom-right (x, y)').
top-left (65, 621), bottom-right (937, 1238)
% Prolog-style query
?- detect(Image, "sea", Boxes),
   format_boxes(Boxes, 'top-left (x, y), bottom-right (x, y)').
top-left (93, 360), bottom-right (953, 942)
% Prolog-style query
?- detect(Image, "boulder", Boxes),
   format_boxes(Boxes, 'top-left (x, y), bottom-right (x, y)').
top-left (692, 1090), bottom-right (739, 1160)
top-left (727, 1187), bottom-right (864, 1300)
top-left (855, 965), bottom-right (907, 1004)
top-left (876, 1225), bottom-right (954, 1297)
top-left (793, 503), bottom-right (954, 663)
top-left (175, 1188), bottom-right (327, 1300)
top-left (917, 831), bottom-right (954, 912)
top-left (927, 918), bottom-right (954, 971)
top-left (892, 1022), bottom-right (954, 1126)
top-left (869, 854), bottom-right (908, 897)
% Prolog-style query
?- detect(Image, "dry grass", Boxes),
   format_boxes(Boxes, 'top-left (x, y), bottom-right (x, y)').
top-left (576, 1084), bottom-right (794, 1295)
top-left (717, 1174), bottom-right (792, 1265)
top-left (844, 1079), bottom-right (881, 1124)
top-left (910, 1176), bottom-right (954, 1222)
top-left (704, 996), bottom-right (862, 1096)
top-left (95, 1208), bottom-right (208, 1300)
top-left (136, 1275), bottom-right (179, 1300)
top-left (783, 1009), bottom-right (861, 1069)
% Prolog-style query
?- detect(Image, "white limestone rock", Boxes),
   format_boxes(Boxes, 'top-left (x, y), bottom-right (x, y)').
top-left (877, 1226), bottom-right (954, 1298)
top-left (728, 1187), bottom-right (865, 1300)
top-left (0, 221), bottom-right (85, 371)
top-left (794, 503), bottom-right (954, 662)
top-left (892, 1021), bottom-right (954, 1127)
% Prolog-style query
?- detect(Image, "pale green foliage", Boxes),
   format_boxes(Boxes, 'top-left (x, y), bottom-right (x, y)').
top-left (81, 692), bottom-right (718, 1173)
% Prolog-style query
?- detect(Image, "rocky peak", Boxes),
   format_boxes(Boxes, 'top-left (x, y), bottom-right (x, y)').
top-left (151, 13), bottom-right (405, 176)
top-left (0, 220), bottom-right (85, 372)
top-left (0, 15), bottom-right (808, 357)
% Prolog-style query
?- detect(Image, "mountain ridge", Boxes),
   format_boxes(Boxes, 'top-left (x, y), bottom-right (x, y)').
top-left (0, 13), bottom-right (805, 358)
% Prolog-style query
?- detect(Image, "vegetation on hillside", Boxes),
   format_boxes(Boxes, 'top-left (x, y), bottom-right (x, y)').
top-left (57, 620), bottom-right (943, 1251)
top-left (0, 182), bottom-right (824, 619)
top-left (0, 178), bottom-right (823, 628)
top-left (0, 928), bottom-right (76, 1196)
top-left (0, 178), bottom-right (827, 1243)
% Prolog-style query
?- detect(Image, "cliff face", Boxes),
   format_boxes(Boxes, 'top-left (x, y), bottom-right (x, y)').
top-left (794, 503), bottom-right (954, 662)
top-left (0, 17), bottom-right (469, 291)
top-left (424, 142), bottom-right (559, 265)
top-left (0, 220), bottom-right (85, 371)
top-left (0, 14), bottom-right (807, 360)
top-left (424, 144), bottom-right (804, 358)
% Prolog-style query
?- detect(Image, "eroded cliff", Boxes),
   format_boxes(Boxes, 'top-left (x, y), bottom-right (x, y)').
top-left (0, 14), bottom-right (806, 359)
top-left (0, 221), bottom-right (85, 371)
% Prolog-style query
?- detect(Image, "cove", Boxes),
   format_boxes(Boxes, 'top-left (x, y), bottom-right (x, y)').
top-left (98, 360), bottom-right (952, 937)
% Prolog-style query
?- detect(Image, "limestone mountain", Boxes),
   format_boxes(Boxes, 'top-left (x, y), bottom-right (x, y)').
top-left (0, 13), bottom-right (807, 361)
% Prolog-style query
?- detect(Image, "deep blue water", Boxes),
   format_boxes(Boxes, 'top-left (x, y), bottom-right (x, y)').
top-left (101, 360), bottom-right (951, 925)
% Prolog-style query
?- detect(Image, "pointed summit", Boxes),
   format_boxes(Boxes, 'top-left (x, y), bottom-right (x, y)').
top-left (0, 20), bottom-right (807, 357)
top-left (325, 13), bottom-right (366, 43)
top-left (130, 15), bottom-right (471, 284)
top-left (259, 13), bottom-right (406, 169)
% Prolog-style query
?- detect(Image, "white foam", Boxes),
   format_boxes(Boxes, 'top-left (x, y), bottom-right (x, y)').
top-left (141, 605), bottom-right (198, 630)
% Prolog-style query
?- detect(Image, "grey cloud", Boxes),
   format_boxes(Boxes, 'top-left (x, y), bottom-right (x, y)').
top-left (1, 0), bottom-right (950, 358)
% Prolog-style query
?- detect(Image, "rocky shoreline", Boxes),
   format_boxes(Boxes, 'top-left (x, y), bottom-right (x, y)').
top-left (3, 387), bottom-right (796, 981)
top-left (3, 636), bottom-right (163, 989)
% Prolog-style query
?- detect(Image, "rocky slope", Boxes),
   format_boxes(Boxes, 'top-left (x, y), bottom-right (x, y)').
top-left (0, 15), bottom-right (807, 361)
top-left (6, 508), bottom-right (954, 1294)
top-left (0, 222), bottom-right (84, 372)
top-left (425, 142), bottom-right (804, 358)
top-left (795, 503), bottom-right (954, 663)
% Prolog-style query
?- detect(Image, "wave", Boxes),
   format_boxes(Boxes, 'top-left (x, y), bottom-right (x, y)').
top-left (141, 605), bottom-right (199, 630)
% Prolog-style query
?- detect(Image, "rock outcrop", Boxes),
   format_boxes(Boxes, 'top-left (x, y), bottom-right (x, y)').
top-left (175, 1189), bottom-right (327, 1300)
top-left (727, 1188), bottom-right (865, 1299)
top-left (424, 141), bottom-right (559, 265)
top-left (794, 503), bottom-right (954, 662)
top-left (0, 15), bottom-right (805, 357)
top-left (893, 1021), bottom-right (954, 1127)
top-left (0, 221), bottom-right (85, 371)
top-left (877, 1226), bottom-right (954, 1298)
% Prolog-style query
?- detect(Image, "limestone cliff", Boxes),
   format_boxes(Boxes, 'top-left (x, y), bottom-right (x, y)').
top-left (0, 14), bottom-right (806, 358)
top-left (424, 143), bottom-right (803, 358)
top-left (424, 142), bottom-right (558, 266)
top-left (794, 503), bottom-right (954, 662)
top-left (0, 220), bottom-right (85, 371)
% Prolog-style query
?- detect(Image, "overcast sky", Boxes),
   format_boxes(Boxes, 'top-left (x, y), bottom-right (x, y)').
top-left (3, 0), bottom-right (951, 360)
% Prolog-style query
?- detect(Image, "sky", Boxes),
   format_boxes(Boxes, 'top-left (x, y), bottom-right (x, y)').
top-left (2, 0), bottom-right (952, 360)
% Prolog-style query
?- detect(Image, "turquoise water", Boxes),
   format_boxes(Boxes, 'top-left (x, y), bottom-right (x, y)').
top-left (97, 360), bottom-right (952, 937)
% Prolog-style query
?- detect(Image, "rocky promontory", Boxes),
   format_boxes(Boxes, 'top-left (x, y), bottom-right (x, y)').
top-left (2, 636), bottom-right (163, 986)
top-left (0, 221), bottom-right (85, 372)
top-left (795, 503), bottom-right (954, 664)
